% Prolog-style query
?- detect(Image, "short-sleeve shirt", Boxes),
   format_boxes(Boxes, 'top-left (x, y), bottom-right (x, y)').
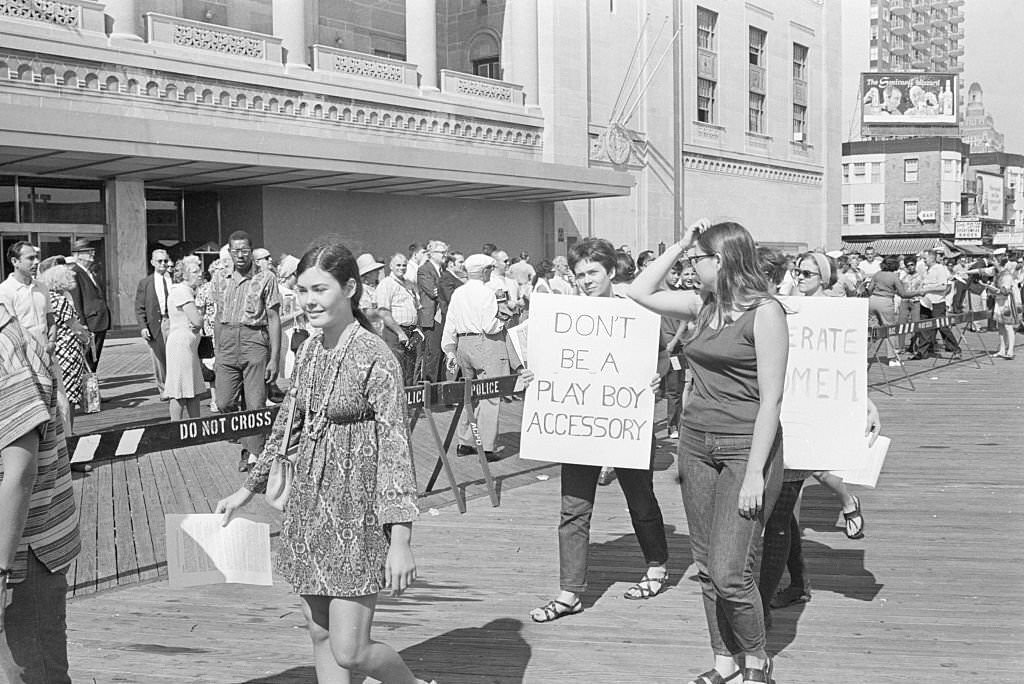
top-left (0, 275), bottom-right (51, 344)
top-left (0, 308), bottom-right (80, 583)
top-left (211, 265), bottom-right (281, 326)
top-left (375, 275), bottom-right (419, 326)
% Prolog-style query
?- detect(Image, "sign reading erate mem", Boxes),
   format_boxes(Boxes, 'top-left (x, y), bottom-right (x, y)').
top-left (779, 296), bottom-right (869, 470)
top-left (520, 293), bottom-right (660, 469)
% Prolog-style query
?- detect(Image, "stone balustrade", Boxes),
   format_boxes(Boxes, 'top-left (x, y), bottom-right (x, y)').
top-left (440, 69), bottom-right (523, 106)
top-left (144, 13), bottom-right (283, 64)
top-left (311, 45), bottom-right (418, 88)
top-left (0, 0), bottom-right (104, 32)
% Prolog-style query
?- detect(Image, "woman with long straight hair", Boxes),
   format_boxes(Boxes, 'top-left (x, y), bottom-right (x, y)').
top-left (630, 220), bottom-right (787, 684)
top-left (217, 236), bottom-right (434, 684)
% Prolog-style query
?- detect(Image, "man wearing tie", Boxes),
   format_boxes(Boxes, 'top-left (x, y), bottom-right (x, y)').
top-left (69, 239), bottom-right (111, 372)
top-left (135, 249), bottom-right (173, 399)
top-left (417, 240), bottom-right (448, 382)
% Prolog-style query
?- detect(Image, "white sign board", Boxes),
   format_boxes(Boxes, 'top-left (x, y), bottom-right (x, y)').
top-left (955, 219), bottom-right (983, 240)
top-left (519, 293), bottom-right (660, 469)
top-left (779, 296), bottom-right (869, 471)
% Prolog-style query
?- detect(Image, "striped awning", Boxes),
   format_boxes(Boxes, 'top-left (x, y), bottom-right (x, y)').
top-left (841, 237), bottom-right (944, 255)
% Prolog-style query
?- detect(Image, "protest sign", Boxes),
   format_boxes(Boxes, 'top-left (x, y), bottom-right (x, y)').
top-left (519, 293), bottom-right (659, 469)
top-left (779, 296), bottom-right (869, 470)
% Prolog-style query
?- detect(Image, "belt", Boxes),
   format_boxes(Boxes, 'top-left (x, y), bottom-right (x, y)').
top-left (219, 323), bottom-right (266, 329)
top-left (400, 324), bottom-right (418, 330)
top-left (456, 332), bottom-right (482, 338)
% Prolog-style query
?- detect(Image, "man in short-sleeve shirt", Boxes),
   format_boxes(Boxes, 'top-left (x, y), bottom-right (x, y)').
top-left (0, 303), bottom-right (81, 683)
top-left (375, 253), bottom-right (421, 386)
top-left (0, 241), bottom-right (52, 349)
top-left (210, 231), bottom-right (282, 471)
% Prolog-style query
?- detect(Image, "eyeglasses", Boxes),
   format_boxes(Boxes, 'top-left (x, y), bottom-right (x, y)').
top-left (793, 269), bottom-right (821, 279)
top-left (686, 253), bottom-right (716, 268)
top-left (228, 249), bottom-right (252, 256)
top-left (155, 259), bottom-right (170, 263)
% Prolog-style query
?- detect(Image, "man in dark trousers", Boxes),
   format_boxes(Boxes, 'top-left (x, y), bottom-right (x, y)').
top-left (417, 240), bottom-right (448, 382)
top-left (135, 249), bottom-right (174, 399)
top-left (210, 231), bottom-right (281, 472)
top-left (69, 239), bottom-right (111, 372)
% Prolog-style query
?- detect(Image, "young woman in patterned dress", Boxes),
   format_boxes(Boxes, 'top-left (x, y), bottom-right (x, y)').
top-left (217, 236), bottom-right (435, 684)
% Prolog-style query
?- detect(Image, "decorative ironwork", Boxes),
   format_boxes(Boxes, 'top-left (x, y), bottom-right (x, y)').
top-left (172, 24), bottom-right (265, 59)
top-left (0, 0), bottom-right (80, 27)
top-left (332, 54), bottom-right (404, 83)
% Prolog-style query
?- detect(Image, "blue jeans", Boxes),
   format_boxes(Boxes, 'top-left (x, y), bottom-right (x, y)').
top-left (678, 425), bottom-right (783, 659)
top-left (0, 550), bottom-right (71, 684)
top-left (558, 457), bottom-right (668, 594)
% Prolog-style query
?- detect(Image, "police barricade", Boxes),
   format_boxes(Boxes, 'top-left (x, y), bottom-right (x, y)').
top-left (66, 374), bottom-right (524, 514)
top-left (867, 310), bottom-right (992, 394)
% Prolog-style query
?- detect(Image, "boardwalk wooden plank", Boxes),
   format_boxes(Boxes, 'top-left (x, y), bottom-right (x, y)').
top-left (90, 459), bottom-right (120, 593)
top-left (111, 457), bottom-right (140, 586)
top-left (124, 455), bottom-right (161, 584)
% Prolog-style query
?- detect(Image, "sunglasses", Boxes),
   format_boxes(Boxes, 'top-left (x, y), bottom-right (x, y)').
top-left (793, 269), bottom-right (820, 279)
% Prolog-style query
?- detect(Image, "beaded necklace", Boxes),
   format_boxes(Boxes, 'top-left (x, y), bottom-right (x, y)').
top-left (301, 322), bottom-right (358, 439)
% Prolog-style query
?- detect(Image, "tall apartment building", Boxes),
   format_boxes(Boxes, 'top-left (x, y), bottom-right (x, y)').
top-left (868, 0), bottom-right (965, 76)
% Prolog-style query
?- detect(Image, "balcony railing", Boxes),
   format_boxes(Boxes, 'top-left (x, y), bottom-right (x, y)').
top-left (310, 45), bottom-right (419, 88)
top-left (0, 0), bottom-right (105, 32)
top-left (145, 13), bottom-right (283, 63)
top-left (440, 69), bottom-right (524, 107)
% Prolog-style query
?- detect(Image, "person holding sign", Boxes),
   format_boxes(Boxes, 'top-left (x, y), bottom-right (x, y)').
top-left (216, 237), bottom-right (432, 684)
top-left (527, 238), bottom-right (670, 623)
top-left (630, 221), bottom-right (786, 684)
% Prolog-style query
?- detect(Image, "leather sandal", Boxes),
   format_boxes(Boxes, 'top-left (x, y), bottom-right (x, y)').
top-left (530, 597), bottom-right (582, 623)
top-left (843, 495), bottom-right (865, 540)
top-left (741, 657), bottom-right (774, 684)
top-left (687, 669), bottom-right (740, 684)
top-left (623, 570), bottom-right (669, 600)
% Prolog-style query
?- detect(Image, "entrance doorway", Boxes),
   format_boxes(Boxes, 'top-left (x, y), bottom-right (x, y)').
top-left (0, 228), bottom-right (105, 280)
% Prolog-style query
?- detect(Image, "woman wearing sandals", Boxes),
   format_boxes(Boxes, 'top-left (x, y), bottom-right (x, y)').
top-left (527, 237), bottom-right (671, 624)
top-left (216, 237), bottom-right (435, 684)
top-left (630, 220), bottom-right (786, 684)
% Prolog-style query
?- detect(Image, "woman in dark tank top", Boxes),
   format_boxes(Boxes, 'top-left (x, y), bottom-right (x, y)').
top-left (630, 220), bottom-right (787, 684)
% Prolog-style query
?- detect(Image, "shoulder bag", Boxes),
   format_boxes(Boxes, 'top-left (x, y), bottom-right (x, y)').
top-left (265, 386), bottom-right (300, 511)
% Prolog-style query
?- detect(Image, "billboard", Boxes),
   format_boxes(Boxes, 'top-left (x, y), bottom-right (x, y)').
top-left (975, 172), bottom-right (1005, 221)
top-left (861, 73), bottom-right (957, 125)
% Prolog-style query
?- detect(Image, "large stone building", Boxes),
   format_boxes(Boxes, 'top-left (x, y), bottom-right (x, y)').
top-left (960, 82), bottom-right (1006, 153)
top-left (0, 0), bottom-right (842, 326)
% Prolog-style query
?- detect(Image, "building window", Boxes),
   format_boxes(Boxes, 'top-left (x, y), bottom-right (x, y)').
top-left (14, 177), bottom-right (105, 224)
top-left (697, 78), bottom-right (717, 123)
top-left (749, 27), bottom-right (767, 66)
top-left (943, 201), bottom-right (958, 222)
top-left (842, 164), bottom-right (850, 183)
top-left (871, 203), bottom-right (882, 224)
top-left (870, 46), bottom-right (879, 61)
top-left (373, 49), bottom-right (406, 62)
top-left (697, 7), bottom-right (717, 51)
top-left (472, 57), bottom-right (501, 79)
top-left (943, 159), bottom-right (956, 179)
top-left (871, 162), bottom-right (882, 183)
top-left (748, 92), bottom-right (766, 134)
top-left (854, 203), bottom-right (866, 223)
top-left (793, 43), bottom-right (808, 81)
top-left (904, 158), bottom-right (919, 182)
top-left (904, 200), bottom-right (918, 223)
top-left (792, 105), bottom-right (807, 143)
top-left (870, 23), bottom-right (879, 41)
top-left (854, 163), bottom-right (866, 179)
top-left (842, 204), bottom-right (849, 224)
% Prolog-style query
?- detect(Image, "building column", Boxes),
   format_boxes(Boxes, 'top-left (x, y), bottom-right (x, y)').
top-left (503, 0), bottom-right (539, 110)
top-left (406, 0), bottom-right (438, 92)
top-left (272, 0), bottom-right (309, 68)
top-left (103, 0), bottom-right (141, 40)
top-left (105, 179), bottom-right (146, 327)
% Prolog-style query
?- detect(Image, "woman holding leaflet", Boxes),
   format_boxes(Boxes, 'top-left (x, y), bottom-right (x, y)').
top-left (630, 220), bottom-right (787, 684)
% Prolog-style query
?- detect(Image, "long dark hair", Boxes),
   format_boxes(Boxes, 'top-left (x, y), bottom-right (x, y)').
top-left (689, 222), bottom-right (777, 337)
top-left (297, 235), bottom-right (373, 332)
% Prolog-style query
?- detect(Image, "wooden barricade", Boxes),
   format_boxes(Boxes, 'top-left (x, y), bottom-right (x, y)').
top-left (67, 374), bottom-right (524, 514)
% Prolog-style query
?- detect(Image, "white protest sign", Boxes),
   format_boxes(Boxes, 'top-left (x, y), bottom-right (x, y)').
top-left (166, 514), bottom-right (273, 588)
top-left (519, 293), bottom-right (660, 469)
top-left (779, 296), bottom-right (869, 471)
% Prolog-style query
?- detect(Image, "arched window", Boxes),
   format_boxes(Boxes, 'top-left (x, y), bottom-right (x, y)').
top-left (468, 30), bottom-right (500, 79)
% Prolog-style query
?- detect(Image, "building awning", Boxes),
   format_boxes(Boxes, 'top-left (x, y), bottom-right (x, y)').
top-left (940, 240), bottom-right (991, 257)
top-left (842, 237), bottom-right (945, 255)
top-left (0, 104), bottom-right (634, 203)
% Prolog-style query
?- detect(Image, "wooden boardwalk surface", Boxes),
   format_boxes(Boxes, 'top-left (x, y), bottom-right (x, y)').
top-left (65, 334), bottom-right (1023, 682)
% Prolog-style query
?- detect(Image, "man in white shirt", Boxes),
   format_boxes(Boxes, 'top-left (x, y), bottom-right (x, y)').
top-left (487, 250), bottom-right (522, 315)
top-left (549, 256), bottom-right (575, 295)
top-left (911, 248), bottom-right (960, 359)
top-left (0, 241), bottom-right (52, 349)
top-left (858, 246), bottom-right (882, 278)
top-left (135, 249), bottom-right (174, 398)
top-left (375, 253), bottom-right (421, 386)
top-left (441, 254), bottom-right (508, 461)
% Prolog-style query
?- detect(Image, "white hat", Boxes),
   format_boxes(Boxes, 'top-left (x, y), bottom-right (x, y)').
top-left (464, 253), bottom-right (496, 273)
top-left (825, 250), bottom-right (843, 259)
top-left (253, 248), bottom-right (271, 261)
top-left (356, 253), bottom-right (385, 276)
top-left (278, 254), bottom-right (299, 278)
top-left (993, 247), bottom-right (1007, 255)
